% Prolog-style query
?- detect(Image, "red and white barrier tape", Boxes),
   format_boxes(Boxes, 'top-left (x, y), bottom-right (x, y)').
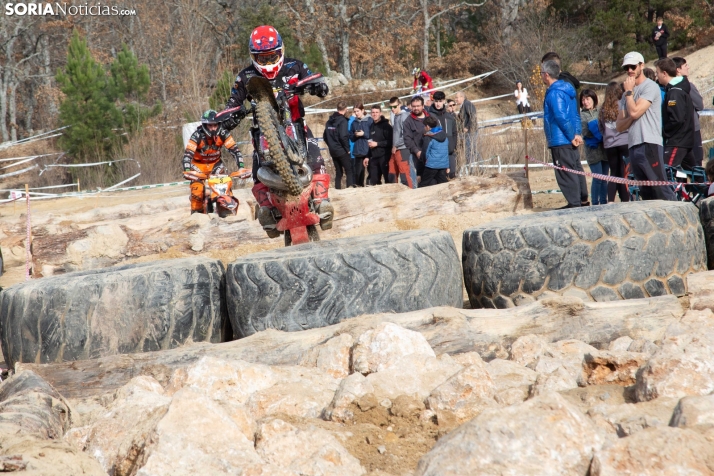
top-left (525, 156), bottom-right (711, 187)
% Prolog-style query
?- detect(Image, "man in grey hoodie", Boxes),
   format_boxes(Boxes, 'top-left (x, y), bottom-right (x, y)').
top-left (390, 96), bottom-right (416, 188)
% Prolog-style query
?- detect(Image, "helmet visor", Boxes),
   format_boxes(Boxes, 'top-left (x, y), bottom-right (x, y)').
top-left (253, 50), bottom-right (281, 66)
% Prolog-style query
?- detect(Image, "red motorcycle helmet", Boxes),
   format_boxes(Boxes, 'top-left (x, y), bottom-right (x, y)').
top-left (249, 25), bottom-right (284, 80)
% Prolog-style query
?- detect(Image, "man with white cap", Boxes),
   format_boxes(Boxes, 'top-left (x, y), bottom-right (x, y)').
top-left (616, 51), bottom-right (675, 201)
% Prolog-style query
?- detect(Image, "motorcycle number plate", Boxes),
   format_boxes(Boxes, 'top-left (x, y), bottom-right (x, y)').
top-left (208, 176), bottom-right (232, 185)
top-left (214, 184), bottom-right (229, 194)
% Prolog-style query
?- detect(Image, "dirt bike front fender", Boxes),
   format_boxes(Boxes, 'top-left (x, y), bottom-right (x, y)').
top-left (269, 186), bottom-right (320, 245)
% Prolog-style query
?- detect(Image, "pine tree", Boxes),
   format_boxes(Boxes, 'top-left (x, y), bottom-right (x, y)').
top-left (109, 44), bottom-right (161, 132)
top-left (56, 30), bottom-right (122, 159)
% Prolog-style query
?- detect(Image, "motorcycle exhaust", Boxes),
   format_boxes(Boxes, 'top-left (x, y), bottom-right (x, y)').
top-left (257, 164), bottom-right (312, 192)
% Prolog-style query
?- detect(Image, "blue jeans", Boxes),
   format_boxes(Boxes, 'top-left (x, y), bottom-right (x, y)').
top-left (590, 161), bottom-right (610, 205)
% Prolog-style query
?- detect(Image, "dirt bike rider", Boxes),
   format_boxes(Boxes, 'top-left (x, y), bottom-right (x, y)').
top-left (221, 25), bottom-right (333, 237)
top-left (182, 109), bottom-right (250, 214)
top-left (412, 67), bottom-right (434, 100)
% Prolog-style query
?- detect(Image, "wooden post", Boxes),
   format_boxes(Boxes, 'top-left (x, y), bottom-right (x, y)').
top-left (77, 179), bottom-right (81, 193)
top-left (523, 122), bottom-right (529, 179)
top-left (25, 184), bottom-right (31, 280)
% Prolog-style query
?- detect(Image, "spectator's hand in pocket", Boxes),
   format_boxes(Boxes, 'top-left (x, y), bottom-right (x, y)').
top-left (363, 158), bottom-right (369, 168)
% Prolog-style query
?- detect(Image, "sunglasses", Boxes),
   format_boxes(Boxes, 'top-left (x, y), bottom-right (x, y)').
top-left (390, 105), bottom-right (400, 109)
top-left (622, 64), bottom-right (639, 71)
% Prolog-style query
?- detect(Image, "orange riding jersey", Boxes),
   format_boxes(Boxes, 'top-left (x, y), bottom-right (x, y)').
top-left (182, 126), bottom-right (242, 172)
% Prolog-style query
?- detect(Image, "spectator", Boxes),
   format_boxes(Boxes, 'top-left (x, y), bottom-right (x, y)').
top-left (541, 52), bottom-right (581, 92)
top-left (455, 91), bottom-right (478, 162)
top-left (642, 67), bottom-right (665, 104)
top-left (616, 52), bottom-right (674, 201)
top-left (447, 99), bottom-right (458, 178)
top-left (419, 116), bottom-right (449, 187)
top-left (389, 97), bottom-right (414, 187)
top-left (427, 91), bottom-right (457, 179)
top-left (672, 56), bottom-right (705, 166)
top-left (403, 96), bottom-right (429, 185)
top-left (347, 111), bottom-right (356, 176)
top-left (350, 104), bottom-right (372, 187)
top-left (652, 17), bottom-right (669, 59)
top-left (656, 58), bottom-right (695, 171)
top-left (598, 81), bottom-right (630, 202)
top-left (541, 59), bottom-right (587, 208)
top-left (580, 89), bottom-right (608, 205)
top-left (365, 105), bottom-right (393, 185)
top-left (515, 81), bottom-right (531, 115)
top-left (323, 102), bottom-right (353, 189)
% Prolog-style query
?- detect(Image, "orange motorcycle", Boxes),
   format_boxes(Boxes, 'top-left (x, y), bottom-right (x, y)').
top-left (183, 170), bottom-right (250, 217)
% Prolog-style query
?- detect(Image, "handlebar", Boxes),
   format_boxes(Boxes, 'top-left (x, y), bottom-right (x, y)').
top-left (184, 170), bottom-right (252, 181)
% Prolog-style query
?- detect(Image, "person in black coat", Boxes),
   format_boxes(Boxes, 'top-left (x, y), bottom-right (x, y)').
top-left (656, 58), bottom-right (695, 170)
top-left (365, 105), bottom-right (393, 185)
top-left (323, 102), bottom-right (353, 188)
top-left (652, 17), bottom-right (670, 59)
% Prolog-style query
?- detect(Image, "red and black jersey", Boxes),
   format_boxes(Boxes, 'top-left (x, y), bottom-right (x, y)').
top-left (413, 70), bottom-right (434, 91)
top-left (226, 58), bottom-right (314, 122)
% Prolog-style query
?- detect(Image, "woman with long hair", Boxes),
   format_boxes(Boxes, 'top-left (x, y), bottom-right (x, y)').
top-left (599, 82), bottom-right (630, 202)
top-left (580, 89), bottom-right (607, 205)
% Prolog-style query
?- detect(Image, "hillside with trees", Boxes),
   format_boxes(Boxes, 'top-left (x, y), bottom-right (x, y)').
top-left (1, 0), bottom-right (713, 187)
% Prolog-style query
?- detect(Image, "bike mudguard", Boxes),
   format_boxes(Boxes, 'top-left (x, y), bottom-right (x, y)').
top-left (270, 186), bottom-right (320, 245)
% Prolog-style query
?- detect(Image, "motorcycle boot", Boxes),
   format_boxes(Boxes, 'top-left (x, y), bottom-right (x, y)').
top-left (252, 182), bottom-right (280, 238)
top-left (311, 174), bottom-right (333, 230)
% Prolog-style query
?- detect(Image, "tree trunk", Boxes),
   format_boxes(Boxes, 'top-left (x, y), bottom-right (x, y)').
top-left (422, 0), bottom-right (430, 69)
top-left (8, 81), bottom-right (17, 142)
top-left (339, 29), bottom-right (352, 79)
top-left (18, 295), bottom-right (684, 399)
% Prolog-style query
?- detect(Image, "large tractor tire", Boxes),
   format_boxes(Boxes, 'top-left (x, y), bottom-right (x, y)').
top-left (698, 197), bottom-right (714, 269)
top-left (0, 258), bottom-right (228, 368)
top-left (226, 229), bottom-right (462, 338)
top-left (463, 201), bottom-right (706, 308)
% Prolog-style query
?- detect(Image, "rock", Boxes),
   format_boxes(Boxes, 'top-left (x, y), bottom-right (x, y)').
top-left (366, 353), bottom-right (462, 401)
top-left (358, 80), bottom-right (376, 92)
top-left (670, 395), bottom-right (714, 431)
top-left (352, 322), bottom-right (436, 374)
top-left (450, 351), bottom-right (484, 367)
top-left (590, 427), bottom-right (714, 475)
top-left (189, 232), bottom-right (204, 252)
top-left (608, 336), bottom-right (633, 351)
top-left (65, 223), bottom-right (129, 267)
top-left (376, 80), bottom-right (387, 88)
top-left (416, 392), bottom-right (603, 476)
top-left (688, 270), bottom-right (714, 311)
top-left (387, 80), bottom-right (397, 88)
top-left (549, 339), bottom-right (598, 385)
top-left (316, 334), bottom-right (353, 378)
top-left (627, 337), bottom-right (659, 354)
top-left (486, 359), bottom-right (537, 405)
top-left (83, 376), bottom-right (171, 476)
top-left (509, 334), bottom-right (549, 368)
top-left (635, 347), bottom-right (714, 401)
top-left (530, 363), bottom-right (578, 396)
top-left (587, 398), bottom-right (679, 437)
top-left (247, 366), bottom-right (339, 420)
top-left (426, 363), bottom-right (496, 427)
top-left (583, 350), bottom-right (649, 386)
top-left (390, 394), bottom-right (425, 418)
top-left (324, 373), bottom-right (375, 423)
top-left (137, 388), bottom-right (262, 476)
top-left (0, 371), bottom-right (105, 475)
top-left (337, 73), bottom-right (349, 85)
top-left (256, 418), bottom-right (365, 475)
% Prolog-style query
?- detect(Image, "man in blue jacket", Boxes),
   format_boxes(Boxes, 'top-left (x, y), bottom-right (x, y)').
top-left (541, 60), bottom-right (587, 208)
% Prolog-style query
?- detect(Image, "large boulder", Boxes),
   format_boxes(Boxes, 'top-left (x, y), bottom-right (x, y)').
top-left (590, 427), bottom-right (714, 475)
top-left (415, 392), bottom-right (603, 475)
top-left (0, 258), bottom-right (228, 367)
top-left (226, 230), bottom-right (463, 338)
top-left (463, 201), bottom-right (706, 307)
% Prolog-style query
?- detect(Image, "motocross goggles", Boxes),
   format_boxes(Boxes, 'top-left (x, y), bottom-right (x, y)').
top-left (252, 50), bottom-right (281, 66)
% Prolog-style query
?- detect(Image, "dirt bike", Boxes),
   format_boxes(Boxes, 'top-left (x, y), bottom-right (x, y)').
top-left (183, 170), bottom-right (248, 218)
top-left (222, 73), bottom-right (328, 246)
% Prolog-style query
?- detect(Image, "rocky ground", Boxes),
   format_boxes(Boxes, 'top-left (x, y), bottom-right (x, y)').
top-left (4, 279), bottom-right (714, 475)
